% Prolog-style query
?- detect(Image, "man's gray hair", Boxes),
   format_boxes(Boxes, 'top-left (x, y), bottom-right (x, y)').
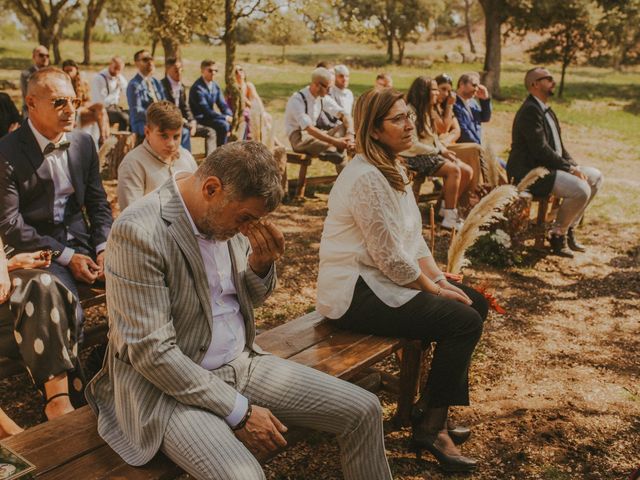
top-left (196, 141), bottom-right (283, 211)
top-left (311, 67), bottom-right (332, 84)
top-left (334, 64), bottom-right (349, 76)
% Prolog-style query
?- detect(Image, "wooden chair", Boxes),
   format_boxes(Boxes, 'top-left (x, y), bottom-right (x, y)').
top-left (285, 152), bottom-right (338, 199)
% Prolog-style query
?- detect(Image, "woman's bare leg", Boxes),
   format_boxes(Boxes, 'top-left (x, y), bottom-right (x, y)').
top-left (43, 373), bottom-right (74, 420)
top-left (0, 407), bottom-right (23, 438)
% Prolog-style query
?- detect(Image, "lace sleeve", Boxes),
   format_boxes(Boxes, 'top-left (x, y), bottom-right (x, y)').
top-left (350, 171), bottom-right (422, 286)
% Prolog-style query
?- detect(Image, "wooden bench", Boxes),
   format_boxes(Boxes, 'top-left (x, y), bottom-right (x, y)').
top-left (0, 286), bottom-right (107, 380)
top-left (285, 152), bottom-right (338, 199)
top-left (3, 311), bottom-right (425, 479)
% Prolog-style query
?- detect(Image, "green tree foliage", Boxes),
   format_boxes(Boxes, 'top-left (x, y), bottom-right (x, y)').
top-left (337, 0), bottom-right (443, 65)
top-left (261, 9), bottom-right (309, 61)
top-left (595, 0), bottom-right (640, 68)
top-left (149, 0), bottom-right (221, 59)
top-left (104, 0), bottom-right (152, 45)
top-left (296, 0), bottom-right (340, 43)
top-left (4, 0), bottom-right (81, 63)
top-left (524, 0), bottom-right (601, 97)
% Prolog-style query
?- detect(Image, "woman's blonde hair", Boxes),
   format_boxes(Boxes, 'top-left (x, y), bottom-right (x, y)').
top-left (353, 88), bottom-right (408, 192)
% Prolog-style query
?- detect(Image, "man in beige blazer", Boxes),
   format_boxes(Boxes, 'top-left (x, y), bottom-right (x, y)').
top-left (86, 141), bottom-right (392, 480)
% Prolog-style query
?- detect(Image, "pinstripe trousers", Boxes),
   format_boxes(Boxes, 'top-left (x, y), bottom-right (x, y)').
top-left (161, 351), bottom-right (393, 480)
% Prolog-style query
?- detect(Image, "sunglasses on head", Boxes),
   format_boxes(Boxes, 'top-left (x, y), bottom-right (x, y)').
top-left (51, 97), bottom-right (82, 109)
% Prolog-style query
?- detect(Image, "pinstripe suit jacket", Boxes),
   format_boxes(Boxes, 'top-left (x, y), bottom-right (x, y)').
top-left (85, 178), bottom-right (275, 466)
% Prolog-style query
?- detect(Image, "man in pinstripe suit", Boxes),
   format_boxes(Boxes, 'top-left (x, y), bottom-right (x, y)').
top-left (86, 141), bottom-right (392, 480)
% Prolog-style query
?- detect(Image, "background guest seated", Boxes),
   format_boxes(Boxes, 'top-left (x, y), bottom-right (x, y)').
top-left (117, 101), bottom-right (197, 210)
top-left (62, 59), bottom-right (110, 147)
top-left (0, 92), bottom-right (21, 138)
top-left (453, 72), bottom-right (492, 145)
top-left (317, 87), bottom-right (488, 474)
top-left (189, 60), bottom-right (232, 147)
top-left (0, 239), bottom-right (84, 423)
top-left (91, 56), bottom-right (129, 131)
top-left (400, 76), bottom-right (474, 229)
top-left (0, 67), bottom-right (113, 339)
top-left (284, 67), bottom-right (354, 173)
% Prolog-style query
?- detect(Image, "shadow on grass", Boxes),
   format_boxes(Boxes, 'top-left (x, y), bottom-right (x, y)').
top-left (0, 57), bottom-right (31, 70)
top-left (499, 81), bottom-right (640, 106)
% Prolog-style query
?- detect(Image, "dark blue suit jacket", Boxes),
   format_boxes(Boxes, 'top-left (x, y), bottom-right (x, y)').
top-left (0, 123), bottom-right (113, 254)
top-left (188, 77), bottom-right (232, 127)
top-left (453, 96), bottom-right (492, 144)
top-left (126, 73), bottom-right (166, 136)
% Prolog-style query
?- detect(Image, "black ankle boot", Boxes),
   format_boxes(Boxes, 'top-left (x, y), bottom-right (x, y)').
top-left (567, 228), bottom-right (586, 252)
top-left (549, 234), bottom-right (574, 258)
top-left (410, 403), bottom-right (478, 473)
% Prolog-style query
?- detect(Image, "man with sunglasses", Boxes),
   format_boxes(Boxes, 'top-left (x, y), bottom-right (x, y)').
top-left (0, 67), bottom-right (113, 337)
top-left (127, 50), bottom-right (168, 145)
top-left (453, 72), bottom-right (492, 145)
top-left (189, 60), bottom-right (233, 148)
top-left (507, 67), bottom-right (603, 257)
top-left (19, 45), bottom-right (50, 117)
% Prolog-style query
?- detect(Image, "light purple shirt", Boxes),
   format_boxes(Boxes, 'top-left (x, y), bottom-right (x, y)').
top-left (172, 172), bottom-right (249, 427)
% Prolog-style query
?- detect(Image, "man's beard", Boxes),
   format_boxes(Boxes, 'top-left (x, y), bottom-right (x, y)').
top-left (196, 198), bottom-right (237, 241)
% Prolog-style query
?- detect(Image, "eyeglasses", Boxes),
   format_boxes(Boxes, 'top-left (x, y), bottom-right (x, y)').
top-left (382, 111), bottom-right (415, 126)
top-left (51, 97), bottom-right (82, 110)
top-left (537, 76), bottom-right (553, 82)
top-left (37, 53), bottom-right (50, 58)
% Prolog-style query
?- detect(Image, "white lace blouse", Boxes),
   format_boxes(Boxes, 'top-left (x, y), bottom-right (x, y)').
top-left (317, 154), bottom-right (431, 319)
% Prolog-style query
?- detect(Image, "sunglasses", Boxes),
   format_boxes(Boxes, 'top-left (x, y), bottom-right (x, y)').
top-left (537, 76), bottom-right (553, 82)
top-left (38, 53), bottom-right (50, 58)
top-left (51, 97), bottom-right (82, 109)
top-left (140, 56), bottom-right (154, 63)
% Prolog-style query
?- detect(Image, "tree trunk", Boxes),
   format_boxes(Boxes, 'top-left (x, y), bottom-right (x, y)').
top-left (281, 44), bottom-right (286, 62)
top-left (559, 30), bottom-right (571, 98)
top-left (464, 0), bottom-right (477, 54)
top-left (52, 35), bottom-right (62, 64)
top-left (83, 0), bottom-right (108, 65)
top-left (386, 32), bottom-right (394, 64)
top-left (83, 21), bottom-right (93, 65)
top-left (480, 0), bottom-right (503, 98)
top-left (161, 37), bottom-right (181, 60)
top-left (224, 0), bottom-right (242, 140)
top-left (151, 38), bottom-right (158, 57)
top-left (396, 38), bottom-right (405, 65)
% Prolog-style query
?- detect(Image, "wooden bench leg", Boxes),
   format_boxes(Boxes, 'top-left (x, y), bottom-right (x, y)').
top-left (534, 197), bottom-right (550, 249)
top-left (392, 339), bottom-right (423, 428)
top-left (295, 161), bottom-right (309, 199)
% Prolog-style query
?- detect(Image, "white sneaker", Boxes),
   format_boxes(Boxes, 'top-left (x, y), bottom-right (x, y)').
top-left (441, 209), bottom-right (464, 230)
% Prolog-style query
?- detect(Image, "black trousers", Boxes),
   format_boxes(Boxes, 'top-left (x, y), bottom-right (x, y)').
top-left (337, 277), bottom-right (488, 408)
top-left (106, 105), bottom-right (129, 131)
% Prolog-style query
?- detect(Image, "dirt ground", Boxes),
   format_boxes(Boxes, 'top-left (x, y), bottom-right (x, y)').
top-left (1, 112), bottom-right (638, 479)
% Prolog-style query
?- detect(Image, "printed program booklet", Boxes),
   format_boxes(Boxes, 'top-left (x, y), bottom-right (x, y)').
top-left (0, 443), bottom-right (35, 480)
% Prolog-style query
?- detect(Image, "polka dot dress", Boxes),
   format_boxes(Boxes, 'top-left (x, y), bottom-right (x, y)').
top-left (0, 268), bottom-right (85, 398)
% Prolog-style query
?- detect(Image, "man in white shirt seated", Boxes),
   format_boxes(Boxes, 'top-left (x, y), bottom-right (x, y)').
top-left (329, 64), bottom-right (354, 115)
top-left (91, 56), bottom-right (129, 131)
top-left (284, 67), bottom-right (355, 173)
top-left (117, 100), bottom-right (197, 210)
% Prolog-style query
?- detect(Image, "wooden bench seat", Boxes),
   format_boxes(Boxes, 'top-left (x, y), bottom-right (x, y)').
top-left (285, 152), bottom-right (338, 199)
top-left (531, 195), bottom-right (561, 248)
top-left (3, 311), bottom-right (424, 479)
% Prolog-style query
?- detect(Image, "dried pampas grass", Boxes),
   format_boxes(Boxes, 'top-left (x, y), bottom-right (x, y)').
top-left (516, 167), bottom-right (550, 192)
top-left (447, 184), bottom-right (519, 274)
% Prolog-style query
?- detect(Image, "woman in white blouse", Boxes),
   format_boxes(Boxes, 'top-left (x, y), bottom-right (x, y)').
top-left (317, 88), bottom-right (488, 473)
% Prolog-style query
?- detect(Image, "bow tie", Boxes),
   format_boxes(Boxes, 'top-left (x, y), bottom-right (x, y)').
top-left (43, 141), bottom-right (70, 155)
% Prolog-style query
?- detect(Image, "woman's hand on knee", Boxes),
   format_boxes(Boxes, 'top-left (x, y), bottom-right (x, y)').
top-left (440, 284), bottom-right (472, 305)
